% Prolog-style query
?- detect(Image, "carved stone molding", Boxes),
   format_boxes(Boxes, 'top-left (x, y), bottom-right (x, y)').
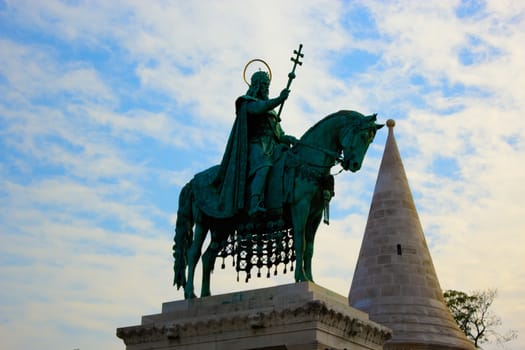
top-left (117, 300), bottom-right (391, 347)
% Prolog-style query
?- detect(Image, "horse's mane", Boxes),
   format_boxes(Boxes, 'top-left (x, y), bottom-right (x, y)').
top-left (300, 110), bottom-right (364, 140)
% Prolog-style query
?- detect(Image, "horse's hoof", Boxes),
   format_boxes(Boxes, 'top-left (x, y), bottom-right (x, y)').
top-left (184, 291), bottom-right (197, 299)
top-left (294, 274), bottom-right (309, 283)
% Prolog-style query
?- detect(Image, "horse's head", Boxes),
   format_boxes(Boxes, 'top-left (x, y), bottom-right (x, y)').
top-left (340, 113), bottom-right (383, 172)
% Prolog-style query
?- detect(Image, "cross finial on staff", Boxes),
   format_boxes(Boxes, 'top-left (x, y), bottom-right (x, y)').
top-left (277, 44), bottom-right (304, 119)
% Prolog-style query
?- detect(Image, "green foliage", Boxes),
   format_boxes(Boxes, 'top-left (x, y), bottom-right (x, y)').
top-left (443, 289), bottom-right (518, 348)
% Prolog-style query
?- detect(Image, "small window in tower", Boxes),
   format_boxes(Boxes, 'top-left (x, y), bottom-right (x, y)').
top-left (397, 244), bottom-right (402, 256)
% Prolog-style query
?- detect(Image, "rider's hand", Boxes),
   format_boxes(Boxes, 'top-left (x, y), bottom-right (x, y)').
top-left (279, 88), bottom-right (290, 101)
top-left (282, 135), bottom-right (299, 145)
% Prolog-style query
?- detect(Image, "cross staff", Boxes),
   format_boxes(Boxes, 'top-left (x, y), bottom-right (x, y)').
top-left (277, 44), bottom-right (304, 119)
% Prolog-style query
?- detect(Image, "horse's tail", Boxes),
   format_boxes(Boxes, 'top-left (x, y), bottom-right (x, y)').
top-left (173, 181), bottom-right (194, 289)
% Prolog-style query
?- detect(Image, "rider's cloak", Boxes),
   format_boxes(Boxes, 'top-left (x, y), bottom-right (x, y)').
top-left (212, 95), bottom-right (254, 218)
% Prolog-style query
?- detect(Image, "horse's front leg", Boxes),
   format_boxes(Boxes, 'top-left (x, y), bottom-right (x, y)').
top-left (185, 222), bottom-right (207, 299)
top-left (304, 206), bottom-right (323, 282)
top-left (291, 198), bottom-right (311, 282)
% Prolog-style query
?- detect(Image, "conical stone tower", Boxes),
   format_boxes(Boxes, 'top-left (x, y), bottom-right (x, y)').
top-left (349, 120), bottom-right (475, 350)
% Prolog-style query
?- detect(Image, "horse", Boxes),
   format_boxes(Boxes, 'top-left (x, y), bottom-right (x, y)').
top-left (173, 110), bottom-right (383, 299)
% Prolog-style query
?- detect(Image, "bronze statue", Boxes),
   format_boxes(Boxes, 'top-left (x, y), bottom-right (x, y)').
top-left (213, 47), bottom-right (303, 218)
top-left (173, 45), bottom-right (383, 299)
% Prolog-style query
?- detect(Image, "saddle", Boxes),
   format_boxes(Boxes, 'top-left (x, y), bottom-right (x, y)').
top-left (192, 147), bottom-right (292, 220)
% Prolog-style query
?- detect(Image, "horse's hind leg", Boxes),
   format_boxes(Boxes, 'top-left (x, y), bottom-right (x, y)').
top-left (201, 229), bottom-right (229, 297)
top-left (185, 222), bottom-right (208, 299)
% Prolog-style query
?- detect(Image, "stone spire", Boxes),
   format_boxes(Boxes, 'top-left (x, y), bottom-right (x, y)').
top-left (348, 120), bottom-right (475, 350)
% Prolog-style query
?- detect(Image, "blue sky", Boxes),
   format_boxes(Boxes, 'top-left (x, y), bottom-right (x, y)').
top-left (1, 1), bottom-right (524, 349)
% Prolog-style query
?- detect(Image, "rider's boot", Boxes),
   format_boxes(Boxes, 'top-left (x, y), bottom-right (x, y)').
top-left (248, 167), bottom-right (270, 216)
top-left (248, 195), bottom-right (266, 216)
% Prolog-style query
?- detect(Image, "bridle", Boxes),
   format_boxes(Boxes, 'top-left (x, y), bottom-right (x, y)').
top-left (289, 119), bottom-right (374, 174)
top-left (290, 124), bottom-right (357, 174)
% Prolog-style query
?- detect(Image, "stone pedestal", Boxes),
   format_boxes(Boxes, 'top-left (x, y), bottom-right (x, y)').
top-left (117, 282), bottom-right (391, 350)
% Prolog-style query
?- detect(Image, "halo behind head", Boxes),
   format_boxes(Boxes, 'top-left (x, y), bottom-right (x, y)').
top-left (243, 59), bottom-right (272, 86)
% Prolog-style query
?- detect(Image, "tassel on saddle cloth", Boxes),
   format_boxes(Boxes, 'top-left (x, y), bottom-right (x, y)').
top-left (321, 175), bottom-right (335, 224)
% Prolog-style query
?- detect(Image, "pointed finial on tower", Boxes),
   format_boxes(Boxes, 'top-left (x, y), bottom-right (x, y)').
top-left (386, 119), bottom-right (395, 128)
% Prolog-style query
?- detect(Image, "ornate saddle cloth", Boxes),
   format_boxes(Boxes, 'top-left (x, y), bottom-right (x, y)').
top-left (190, 150), bottom-right (295, 281)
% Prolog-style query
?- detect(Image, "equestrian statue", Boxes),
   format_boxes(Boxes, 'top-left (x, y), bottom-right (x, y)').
top-left (173, 45), bottom-right (383, 299)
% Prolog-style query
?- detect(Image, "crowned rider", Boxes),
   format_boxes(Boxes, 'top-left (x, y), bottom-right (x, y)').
top-left (214, 70), bottom-right (298, 217)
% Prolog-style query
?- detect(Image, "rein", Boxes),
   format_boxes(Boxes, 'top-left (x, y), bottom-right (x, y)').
top-left (292, 140), bottom-right (344, 166)
top-left (289, 141), bottom-right (346, 177)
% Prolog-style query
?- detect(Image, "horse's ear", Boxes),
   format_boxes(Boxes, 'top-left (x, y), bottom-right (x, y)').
top-left (375, 123), bottom-right (384, 130)
top-left (369, 113), bottom-right (378, 121)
